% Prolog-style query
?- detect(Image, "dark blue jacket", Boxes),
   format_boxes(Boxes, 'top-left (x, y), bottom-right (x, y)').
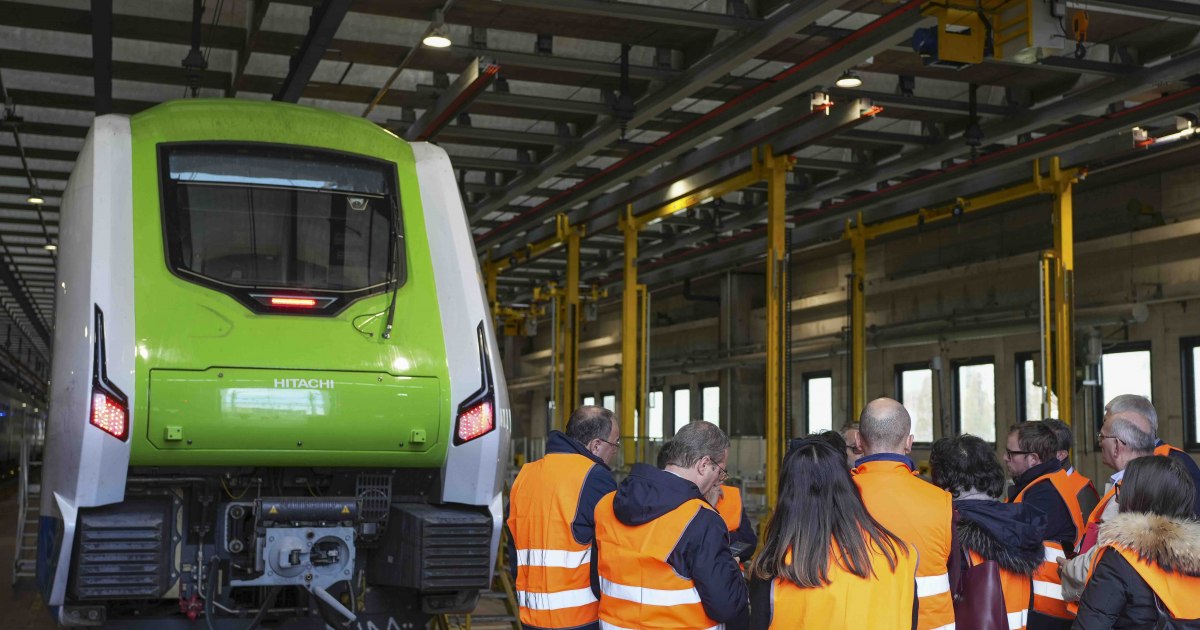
top-left (1009, 458), bottom-right (1076, 551)
top-left (608, 463), bottom-right (748, 624)
top-left (505, 431), bottom-right (617, 630)
top-left (953, 499), bottom-right (1047, 576)
top-left (1156, 439), bottom-right (1200, 518)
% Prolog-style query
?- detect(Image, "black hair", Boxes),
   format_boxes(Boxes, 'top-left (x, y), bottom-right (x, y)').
top-left (929, 434), bottom-right (1006, 498)
top-left (751, 439), bottom-right (908, 587)
top-left (1120, 455), bottom-right (1197, 520)
top-left (1041, 418), bottom-right (1072, 452)
top-left (1009, 421), bottom-right (1058, 462)
top-left (565, 406), bottom-right (614, 447)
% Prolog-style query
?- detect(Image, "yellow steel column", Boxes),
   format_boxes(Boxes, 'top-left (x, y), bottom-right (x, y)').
top-left (1051, 158), bottom-right (1076, 425)
top-left (846, 215), bottom-right (868, 419)
top-left (562, 217), bottom-right (582, 427)
top-left (483, 260), bottom-right (499, 312)
top-left (620, 206), bottom-right (639, 466)
top-left (763, 148), bottom-right (790, 510)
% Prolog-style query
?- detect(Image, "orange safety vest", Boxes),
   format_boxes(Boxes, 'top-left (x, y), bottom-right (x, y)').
top-left (1087, 545), bottom-right (1200, 621)
top-left (594, 492), bottom-right (722, 630)
top-left (967, 550), bottom-right (1031, 630)
top-left (1063, 470), bottom-right (1100, 528)
top-left (1012, 470), bottom-right (1084, 620)
top-left (507, 453), bottom-right (601, 629)
top-left (1155, 443), bottom-right (1183, 458)
top-left (714, 485), bottom-right (742, 533)
top-left (767, 540), bottom-right (918, 630)
top-left (853, 460), bottom-right (955, 630)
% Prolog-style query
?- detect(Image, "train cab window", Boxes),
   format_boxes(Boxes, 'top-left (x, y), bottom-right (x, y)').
top-left (160, 144), bottom-right (402, 314)
top-left (701, 384), bottom-right (720, 425)
top-left (895, 363), bottom-right (935, 443)
top-left (648, 390), bottom-right (664, 440)
top-left (954, 358), bottom-right (996, 443)
top-left (1016, 352), bottom-right (1059, 421)
top-left (1101, 343), bottom-right (1152, 406)
top-left (804, 372), bottom-right (833, 433)
top-left (601, 393), bottom-right (616, 412)
top-left (673, 387), bottom-right (691, 434)
top-left (1183, 337), bottom-right (1200, 449)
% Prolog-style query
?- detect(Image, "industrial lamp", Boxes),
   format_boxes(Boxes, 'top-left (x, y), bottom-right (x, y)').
top-left (423, 11), bottom-right (452, 48)
top-left (43, 243), bottom-right (57, 251)
top-left (835, 70), bottom-right (863, 89)
top-left (26, 186), bottom-right (45, 205)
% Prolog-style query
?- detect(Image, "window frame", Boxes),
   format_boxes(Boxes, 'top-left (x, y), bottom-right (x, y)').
top-left (1096, 340), bottom-right (1153, 434)
top-left (802, 370), bottom-right (834, 435)
top-left (894, 361), bottom-right (935, 445)
top-left (952, 356), bottom-right (997, 443)
top-left (1014, 351), bottom-right (1052, 422)
top-left (647, 389), bottom-right (665, 440)
top-left (601, 392), bottom-right (616, 413)
top-left (671, 386), bottom-right (692, 435)
top-left (1182, 337), bottom-right (1200, 451)
top-left (700, 382), bottom-right (720, 426)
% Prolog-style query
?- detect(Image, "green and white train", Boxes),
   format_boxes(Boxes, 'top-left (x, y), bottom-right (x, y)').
top-left (38, 100), bottom-right (510, 628)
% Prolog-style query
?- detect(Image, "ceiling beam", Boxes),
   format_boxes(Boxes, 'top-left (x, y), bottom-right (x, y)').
top-left (828, 88), bottom-right (1016, 116)
top-left (404, 58), bottom-right (500, 141)
top-left (1085, 0), bottom-right (1200, 20)
top-left (274, 0), bottom-right (352, 102)
top-left (90, 0), bottom-right (113, 115)
top-left (498, 0), bottom-right (761, 32)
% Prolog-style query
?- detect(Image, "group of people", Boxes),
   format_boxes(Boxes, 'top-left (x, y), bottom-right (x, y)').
top-left (505, 395), bottom-right (1200, 630)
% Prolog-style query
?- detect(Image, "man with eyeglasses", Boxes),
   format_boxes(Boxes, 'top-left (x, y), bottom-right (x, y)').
top-left (1105, 394), bottom-right (1200, 518)
top-left (593, 420), bottom-right (747, 630)
top-left (506, 406), bottom-right (620, 630)
top-left (851, 397), bottom-right (958, 630)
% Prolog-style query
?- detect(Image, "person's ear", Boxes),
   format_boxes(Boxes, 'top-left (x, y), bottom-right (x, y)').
top-left (904, 434), bottom-right (914, 454)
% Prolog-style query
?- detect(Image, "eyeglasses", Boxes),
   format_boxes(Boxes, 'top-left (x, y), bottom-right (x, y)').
top-left (1005, 449), bottom-right (1034, 458)
top-left (1096, 432), bottom-right (1126, 446)
top-left (709, 457), bottom-right (729, 482)
top-left (598, 437), bottom-right (621, 449)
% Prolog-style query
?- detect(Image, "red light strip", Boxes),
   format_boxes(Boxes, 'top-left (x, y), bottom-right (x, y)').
top-left (270, 297), bottom-right (318, 308)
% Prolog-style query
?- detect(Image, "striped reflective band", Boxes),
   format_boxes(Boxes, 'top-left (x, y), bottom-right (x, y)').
top-left (1033, 580), bottom-right (1064, 600)
top-left (516, 587), bottom-right (598, 611)
top-left (599, 577), bottom-right (702, 606)
top-left (915, 573), bottom-right (951, 598)
top-left (515, 548), bottom-right (592, 569)
top-left (600, 622), bottom-right (723, 630)
top-left (1043, 546), bottom-right (1066, 563)
top-left (928, 623), bottom-right (956, 630)
top-left (1008, 608), bottom-right (1029, 629)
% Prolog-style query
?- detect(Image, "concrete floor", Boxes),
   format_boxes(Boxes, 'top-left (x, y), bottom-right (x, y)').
top-left (0, 487), bottom-right (514, 629)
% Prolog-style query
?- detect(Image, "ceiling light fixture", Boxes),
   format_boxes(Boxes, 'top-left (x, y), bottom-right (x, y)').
top-left (26, 186), bottom-right (45, 205)
top-left (43, 243), bottom-right (57, 251)
top-left (423, 10), bottom-right (452, 48)
top-left (835, 70), bottom-right (863, 89)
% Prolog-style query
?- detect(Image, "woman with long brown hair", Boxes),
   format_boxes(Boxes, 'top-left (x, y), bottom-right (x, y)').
top-left (749, 439), bottom-right (917, 629)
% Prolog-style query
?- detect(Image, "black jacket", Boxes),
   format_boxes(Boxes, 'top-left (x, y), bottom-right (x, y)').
top-left (954, 499), bottom-right (1047, 576)
top-left (1074, 511), bottom-right (1200, 629)
top-left (505, 431), bottom-right (617, 630)
top-left (1009, 458), bottom-right (1077, 550)
top-left (607, 463), bottom-right (748, 624)
top-left (1158, 441), bottom-right (1200, 519)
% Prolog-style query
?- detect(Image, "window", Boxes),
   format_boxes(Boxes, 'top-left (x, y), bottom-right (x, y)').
top-left (954, 358), bottom-right (996, 442)
top-left (804, 372), bottom-right (833, 434)
top-left (582, 395), bottom-right (596, 407)
top-left (1016, 352), bottom-right (1059, 421)
top-left (1183, 337), bottom-right (1200, 449)
top-left (648, 390), bottom-right (664, 440)
top-left (895, 363), bottom-right (935, 443)
top-left (701, 385), bottom-right (720, 425)
top-left (673, 387), bottom-right (691, 434)
top-left (1101, 342), bottom-right (1152, 406)
top-left (602, 393), bottom-right (616, 412)
top-left (160, 144), bottom-right (401, 315)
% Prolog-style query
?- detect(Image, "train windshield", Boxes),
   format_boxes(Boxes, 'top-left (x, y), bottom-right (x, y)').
top-left (159, 144), bottom-right (402, 296)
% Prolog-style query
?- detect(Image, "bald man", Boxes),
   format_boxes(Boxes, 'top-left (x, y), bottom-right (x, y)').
top-left (852, 398), bottom-right (958, 630)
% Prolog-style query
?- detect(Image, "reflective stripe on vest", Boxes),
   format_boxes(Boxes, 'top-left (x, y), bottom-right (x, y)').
top-left (1013, 469), bottom-right (1085, 550)
top-left (715, 485), bottom-right (742, 533)
top-left (595, 492), bottom-right (722, 630)
top-left (601, 622), bottom-right (722, 630)
top-left (853, 461), bottom-right (955, 630)
top-left (768, 542), bottom-right (919, 630)
top-left (1029, 541), bottom-right (1073, 619)
top-left (508, 453), bottom-right (601, 628)
top-left (968, 549), bottom-right (1030, 630)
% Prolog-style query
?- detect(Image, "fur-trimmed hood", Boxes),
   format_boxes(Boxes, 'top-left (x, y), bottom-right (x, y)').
top-left (955, 499), bottom-right (1046, 576)
top-left (1099, 512), bottom-right (1200, 577)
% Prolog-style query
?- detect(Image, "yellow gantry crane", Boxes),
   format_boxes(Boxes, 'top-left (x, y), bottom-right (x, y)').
top-left (842, 157), bottom-right (1083, 424)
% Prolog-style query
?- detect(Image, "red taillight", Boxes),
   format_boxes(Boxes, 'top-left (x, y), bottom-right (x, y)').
top-left (455, 398), bottom-right (494, 444)
top-left (270, 297), bottom-right (318, 308)
top-left (91, 389), bottom-right (128, 441)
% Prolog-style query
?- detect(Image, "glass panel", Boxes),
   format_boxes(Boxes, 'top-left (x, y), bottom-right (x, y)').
top-left (674, 389), bottom-right (691, 434)
top-left (1101, 350), bottom-right (1152, 404)
top-left (1022, 359), bottom-right (1059, 421)
top-left (648, 391), bottom-right (664, 440)
top-left (702, 386), bottom-right (720, 425)
top-left (1192, 347), bottom-right (1200, 443)
top-left (957, 363), bottom-right (996, 442)
top-left (806, 376), bottom-right (833, 433)
top-left (602, 394), bottom-right (616, 412)
top-left (582, 396), bottom-right (596, 407)
top-left (900, 369), bottom-right (935, 443)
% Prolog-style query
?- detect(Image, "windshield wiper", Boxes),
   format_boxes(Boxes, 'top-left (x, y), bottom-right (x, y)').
top-left (381, 200), bottom-right (403, 339)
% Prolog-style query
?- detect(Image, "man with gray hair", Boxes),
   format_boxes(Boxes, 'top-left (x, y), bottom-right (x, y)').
top-left (1105, 394), bottom-right (1200, 516)
top-left (593, 421), bottom-right (747, 628)
top-left (852, 398), bottom-right (958, 630)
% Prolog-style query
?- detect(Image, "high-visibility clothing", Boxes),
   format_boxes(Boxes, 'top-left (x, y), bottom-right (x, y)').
top-left (594, 492), bottom-right (722, 630)
top-left (1012, 469), bottom-right (1085, 550)
top-left (966, 550), bottom-right (1030, 630)
top-left (508, 453), bottom-right (601, 629)
top-left (1154, 443), bottom-right (1183, 457)
top-left (714, 485), bottom-right (742, 533)
top-left (1076, 484), bottom-right (1118, 555)
top-left (853, 460), bottom-right (956, 630)
top-left (767, 541), bottom-right (918, 630)
top-left (1087, 544), bottom-right (1200, 620)
top-left (1062, 469), bottom-right (1099, 532)
top-left (1012, 471), bottom-right (1081, 620)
